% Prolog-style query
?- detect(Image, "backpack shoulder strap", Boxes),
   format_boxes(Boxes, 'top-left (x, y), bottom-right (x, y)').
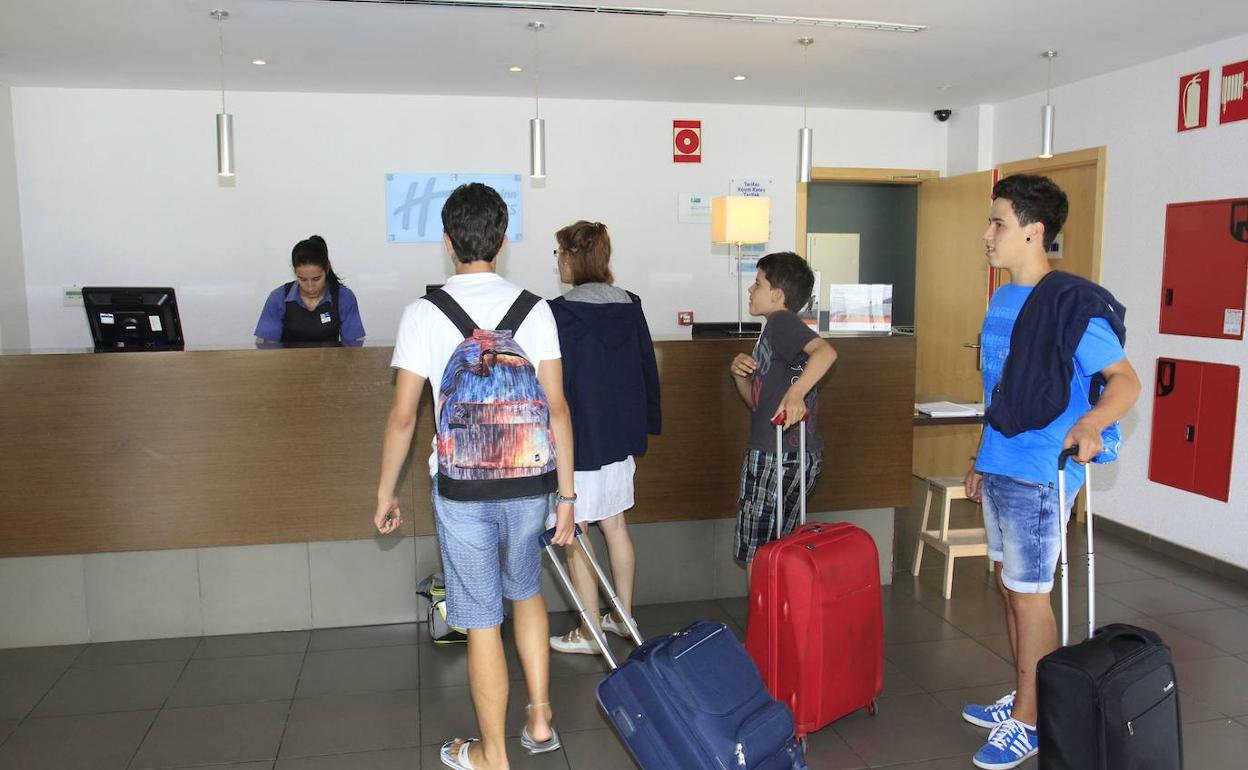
top-left (282, 280), bottom-right (295, 299)
top-left (497, 290), bottom-right (541, 335)
top-left (423, 289), bottom-right (478, 339)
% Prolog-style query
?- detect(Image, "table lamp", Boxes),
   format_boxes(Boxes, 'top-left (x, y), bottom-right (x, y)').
top-left (712, 195), bottom-right (771, 334)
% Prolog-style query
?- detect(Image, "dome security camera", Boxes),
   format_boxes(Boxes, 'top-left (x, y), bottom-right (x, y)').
top-left (934, 109), bottom-right (952, 122)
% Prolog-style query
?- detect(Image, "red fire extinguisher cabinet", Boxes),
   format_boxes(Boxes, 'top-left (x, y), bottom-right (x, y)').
top-left (1158, 198), bottom-right (1248, 340)
top-left (1148, 358), bottom-right (1240, 502)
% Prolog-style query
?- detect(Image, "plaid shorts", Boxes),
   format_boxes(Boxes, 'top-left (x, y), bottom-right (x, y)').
top-left (735, 449), bottom-right (823, 562)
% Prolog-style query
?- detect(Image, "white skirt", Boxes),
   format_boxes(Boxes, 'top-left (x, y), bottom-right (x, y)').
top-left (545, 456), bottom-right (636, 528)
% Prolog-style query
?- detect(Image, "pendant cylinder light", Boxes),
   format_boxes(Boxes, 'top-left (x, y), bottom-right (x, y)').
top-left (1039, 103), bottom-right (1055, 159)
top-left (530, 117), bottom-right (546, 179)
top-left (217, 113), bottom-right (235, 177)
top-left (528, 21), bottom-right (546, 179)
top-left (211, 10), bottom-right (234, 178)
top-left (797, 127), bottom-right (813, 182)
top-left (797, 37), bottom-right (814, 183)
top-left (1039, 50), bottom-right (1057, 159)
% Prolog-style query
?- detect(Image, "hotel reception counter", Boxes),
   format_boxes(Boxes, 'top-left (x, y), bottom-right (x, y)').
top-left (0, 335), bottom-right (914, 558)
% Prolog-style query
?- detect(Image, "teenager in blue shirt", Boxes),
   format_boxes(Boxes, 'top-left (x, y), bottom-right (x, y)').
top-left (254, 235), bottom-right (365, 345)
top-left (961, 175), bottom-right (1140, 769)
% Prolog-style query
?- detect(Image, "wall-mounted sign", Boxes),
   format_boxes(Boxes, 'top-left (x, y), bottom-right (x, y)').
top-left (386, 173), bottom-right (522, 243)
top-left (1178, 70), bottom-right (1209, 132)
top-left (673, 120), bottom-right (702, 163)
top-left (677, 192), bottom-right (714, 223)
top-left (1220, 59), bottom-right (1248, 125)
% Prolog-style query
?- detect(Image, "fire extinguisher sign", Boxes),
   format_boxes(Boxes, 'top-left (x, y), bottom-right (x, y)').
top-left (1178, 70), bottom-right (1209, 132)
top-left (1220, 59), bottom-right (1248, 125)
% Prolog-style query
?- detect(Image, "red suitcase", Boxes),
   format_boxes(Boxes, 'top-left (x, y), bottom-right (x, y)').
top-left (745, 418), bottom-right (883, 738)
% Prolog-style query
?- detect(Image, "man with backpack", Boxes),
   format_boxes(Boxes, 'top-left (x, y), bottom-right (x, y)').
top-left (374, 183), bottom-right (576, 770)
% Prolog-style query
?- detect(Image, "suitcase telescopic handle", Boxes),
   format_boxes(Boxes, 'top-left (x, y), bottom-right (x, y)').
top-left (770, 412), bottom-right (809, 539)
top-left (538, 525), bottom-right (645, 671)
top-left (1057, 448), bottom-right (1095, 647)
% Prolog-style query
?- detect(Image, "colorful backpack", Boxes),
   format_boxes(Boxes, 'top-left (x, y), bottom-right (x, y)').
top-left (424, 289), bottom-right (557, 501)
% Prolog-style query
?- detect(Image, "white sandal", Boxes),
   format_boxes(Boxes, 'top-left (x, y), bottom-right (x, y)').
top-left (600, 612), bottom-right (634, 639)
top-left (520, 702), bottom-right (561, 754)
top-left (439, 738), bottom-right (479, 770)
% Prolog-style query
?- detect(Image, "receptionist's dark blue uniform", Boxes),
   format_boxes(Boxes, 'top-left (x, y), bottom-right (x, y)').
top-left (255, 281), bottom-right (365, 343)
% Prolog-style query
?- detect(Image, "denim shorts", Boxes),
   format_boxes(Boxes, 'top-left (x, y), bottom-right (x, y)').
top-left (981, 473), bottom-right (1074, 594)
top-left (431, 480), bottom-right (549, 629)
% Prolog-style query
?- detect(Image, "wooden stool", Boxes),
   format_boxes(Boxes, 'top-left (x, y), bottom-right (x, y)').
top-left (911, 476), bottom-right (991, 599)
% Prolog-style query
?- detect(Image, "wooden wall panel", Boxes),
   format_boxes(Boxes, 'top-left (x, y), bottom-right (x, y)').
top-left (0, 336), bottom-right (914, 557)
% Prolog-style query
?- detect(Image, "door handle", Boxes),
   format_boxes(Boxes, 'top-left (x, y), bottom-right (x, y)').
top-left (964, 334), bottom-right (982, 371)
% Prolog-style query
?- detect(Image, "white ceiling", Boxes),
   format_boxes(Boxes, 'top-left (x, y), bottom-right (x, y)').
top-left (1, 0), bottom-right (1246, 111)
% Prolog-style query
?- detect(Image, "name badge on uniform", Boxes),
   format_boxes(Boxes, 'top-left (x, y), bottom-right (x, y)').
top-left (320, 312), bottom-right (332, 324)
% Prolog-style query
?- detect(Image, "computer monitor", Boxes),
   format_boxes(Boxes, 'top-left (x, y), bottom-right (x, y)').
top-left (82, 287), bottom-right (184, 351)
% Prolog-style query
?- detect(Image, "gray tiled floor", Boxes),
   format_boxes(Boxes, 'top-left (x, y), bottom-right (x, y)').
top-left (3, 527), bottom-right (1248, 768)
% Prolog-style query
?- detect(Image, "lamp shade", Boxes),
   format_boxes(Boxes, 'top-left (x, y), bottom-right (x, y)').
top-left (711, 196), bottom-right (770, 244)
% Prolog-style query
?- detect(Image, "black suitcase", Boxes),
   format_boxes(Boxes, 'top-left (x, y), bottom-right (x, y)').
top-left (1037, 449), bottom-right (1182, 770)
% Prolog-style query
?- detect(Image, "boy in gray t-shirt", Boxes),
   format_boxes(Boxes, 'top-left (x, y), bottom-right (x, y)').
top-left (728, 252), bottom-right (838, 583)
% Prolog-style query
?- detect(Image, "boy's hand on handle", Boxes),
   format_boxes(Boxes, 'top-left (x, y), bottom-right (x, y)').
top-left (772, 388), bottom-right (808, 430)
top-left (552, 501), bottom-right (576, 546)
top-left (1062, 417), bottom-right (1103, 464)
top-left (965, 466), bottom-right (983, 503)
top-left (730, 353), bottom-right (758, 379)
top-left (374, 496), bottom-right (402, 534)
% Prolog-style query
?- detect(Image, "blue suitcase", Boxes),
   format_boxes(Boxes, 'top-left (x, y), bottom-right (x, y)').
top-left (541, 527), bottom-right (806, 770)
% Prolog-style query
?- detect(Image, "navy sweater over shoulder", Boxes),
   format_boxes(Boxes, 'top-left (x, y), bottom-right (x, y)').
top-left (549, 292), bottom-right (661, 471)
top-left (985, 270), bottom-right (1127, 438)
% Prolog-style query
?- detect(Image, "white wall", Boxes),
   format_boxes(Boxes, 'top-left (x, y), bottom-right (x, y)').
top-left (0, 84), bottom-right (30, 351)
top-left (946, 104), bottom-right (994, 177)
top-left (992, 33), bottom-right (1248, 567)
top-left (11, 87), bottom-right (947, 349)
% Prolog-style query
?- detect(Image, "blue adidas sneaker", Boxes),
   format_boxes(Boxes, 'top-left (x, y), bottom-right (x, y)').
top-left (961, 690), bottom-right (1015, 729)
top-left (973, 718), bottom-right (1039, 769)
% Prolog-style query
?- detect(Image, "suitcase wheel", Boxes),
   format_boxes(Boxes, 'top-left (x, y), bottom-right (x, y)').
top-left (867, 699), bottom-right (879, 716)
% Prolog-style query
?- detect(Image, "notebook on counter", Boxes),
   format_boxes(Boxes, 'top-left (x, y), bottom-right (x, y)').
top-left (915, 401), bottom-right (985, 418)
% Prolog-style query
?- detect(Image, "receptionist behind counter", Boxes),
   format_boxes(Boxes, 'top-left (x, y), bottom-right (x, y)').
top-left (254, 235), bottom-right (366, 345)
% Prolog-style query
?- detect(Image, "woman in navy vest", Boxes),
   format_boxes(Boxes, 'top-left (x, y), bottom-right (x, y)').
top-left (254, 235), bottom-right (365, 345)
top-left (547, 221), bottom-right (661, 655)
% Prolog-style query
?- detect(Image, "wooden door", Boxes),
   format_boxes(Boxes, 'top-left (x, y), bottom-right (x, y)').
top-left (913, 170), bottom-right (995, 478)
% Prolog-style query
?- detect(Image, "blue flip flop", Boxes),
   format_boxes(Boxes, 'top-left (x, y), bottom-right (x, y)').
top-left (440, 738), bottom-right (479, 770)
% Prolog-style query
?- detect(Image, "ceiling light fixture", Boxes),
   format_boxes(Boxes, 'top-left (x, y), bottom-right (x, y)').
top-left (211, 9), bottom-right (234, 178)
top-left (528, 21), bottom-right (546, 179)
top-left (509, 65), bottom-right (524, 72)
top-left (333, 2), bottom-right (926, 32)
top-left (252, 59), bottom-right (267, 66)
top-left (1040, 50), bottom-right (1057, 159)
top-left (797, 36), bottom-right (814, 183)
top-left (732, 75), bottom-right (747, 81)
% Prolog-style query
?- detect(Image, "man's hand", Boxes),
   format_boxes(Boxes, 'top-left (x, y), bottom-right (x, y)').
top-left (772, 387), bottom-right (807, 430)
top-left (374, 496), bottom-right (402, 534)
top-left (965, 466), bottom-right (983, 503)
top-left (552, 501), bottom-right (576, 546)
top-left (730, 353), bottom-right (758, 379)
top-left (1063, 417), bottom-right (1104, 464)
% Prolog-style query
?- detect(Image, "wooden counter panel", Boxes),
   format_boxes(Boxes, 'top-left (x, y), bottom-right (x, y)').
top-left (0, 348), bottom-right (422, 557)
top-left (0, 336), bottom-right (913, 557)
top-left (634, 336), bottom-right (915, 522)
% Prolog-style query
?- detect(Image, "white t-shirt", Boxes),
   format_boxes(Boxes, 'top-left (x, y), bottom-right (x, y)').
top-left (390, 271), bottom-right (562, 475)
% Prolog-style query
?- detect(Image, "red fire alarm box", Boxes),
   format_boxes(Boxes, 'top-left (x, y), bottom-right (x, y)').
top-left (1148, 358), bottom-right (1240, 502)
top-left (1158, 198), bottom-right (1248, 340)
